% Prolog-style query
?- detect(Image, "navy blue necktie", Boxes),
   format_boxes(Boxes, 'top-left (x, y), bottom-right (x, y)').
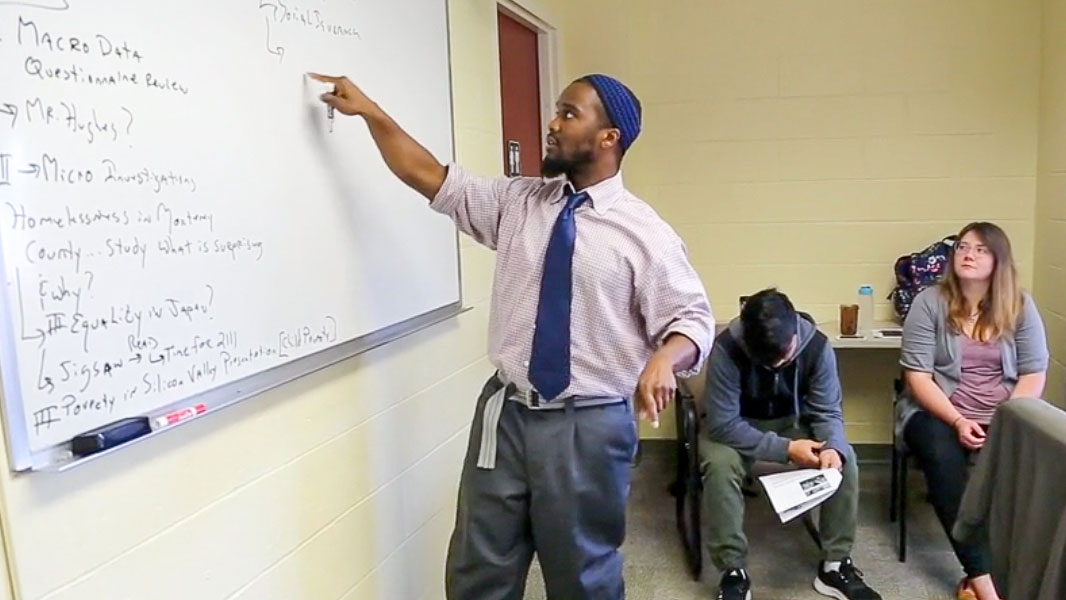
top-left (528, 188), bottom-right (589, 400)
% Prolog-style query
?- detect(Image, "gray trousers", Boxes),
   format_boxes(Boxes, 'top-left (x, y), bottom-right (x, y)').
top-left (445, 376), bottom-right (637, 600)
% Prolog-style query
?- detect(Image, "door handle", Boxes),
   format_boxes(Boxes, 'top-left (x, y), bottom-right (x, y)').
top-left (507, 140), bottom-right (521, 177)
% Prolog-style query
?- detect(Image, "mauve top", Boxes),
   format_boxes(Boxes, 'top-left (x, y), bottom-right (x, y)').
top-left (951, 335), bottom-right (1010, 424)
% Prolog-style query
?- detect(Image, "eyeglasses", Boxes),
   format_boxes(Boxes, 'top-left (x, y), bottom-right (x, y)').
top-left (954, 242), bottom-right (990, 257)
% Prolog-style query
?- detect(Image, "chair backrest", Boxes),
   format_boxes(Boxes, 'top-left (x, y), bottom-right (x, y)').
top-left (892, 376), bottom-right (906, 449)
top-left (677, 363), bottom-right (710, 418)
top-left (954, 397), bottom-right (1066, 599)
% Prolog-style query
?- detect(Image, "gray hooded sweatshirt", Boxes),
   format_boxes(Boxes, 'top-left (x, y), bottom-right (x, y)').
top-left (703, 315), bottom-right (849, 463)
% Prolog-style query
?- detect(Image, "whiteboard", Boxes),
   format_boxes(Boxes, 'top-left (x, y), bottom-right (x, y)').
top-left (0, 0), bottom-right (460, 470)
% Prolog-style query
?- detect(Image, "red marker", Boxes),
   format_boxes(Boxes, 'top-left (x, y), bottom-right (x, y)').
top-left (152, 403), bottom-right (207, 430)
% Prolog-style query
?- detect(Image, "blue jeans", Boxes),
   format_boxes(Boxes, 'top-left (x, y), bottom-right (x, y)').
top-left (904, 410), bottom-right (990, 577)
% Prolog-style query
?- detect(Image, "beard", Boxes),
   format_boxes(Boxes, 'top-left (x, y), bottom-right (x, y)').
top-left (541, 148), bottom-right (594, 179)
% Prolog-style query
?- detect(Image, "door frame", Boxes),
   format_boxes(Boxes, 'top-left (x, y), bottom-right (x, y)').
top-left (497, 0), bottom-right (560, 161)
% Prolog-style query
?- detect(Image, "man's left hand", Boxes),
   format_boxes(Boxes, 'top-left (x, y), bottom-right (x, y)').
top-left (819, 448), bottom-right (843, 471)
top-left (636, 354), bottom-right (677, 428)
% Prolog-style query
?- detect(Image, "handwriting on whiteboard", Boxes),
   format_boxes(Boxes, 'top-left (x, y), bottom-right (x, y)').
top-left (0, 4), bottom-right (344, 447)
top-left (258, 0), bottom-right (361, 62)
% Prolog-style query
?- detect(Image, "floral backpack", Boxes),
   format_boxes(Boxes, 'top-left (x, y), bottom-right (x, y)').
top-left (889, 235), bottom-right (957, 321)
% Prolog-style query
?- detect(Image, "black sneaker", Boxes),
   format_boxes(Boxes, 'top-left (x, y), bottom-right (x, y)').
top-left (813, 558), bottom-right (882, 600)
top-left (716, 568), bottom-right (751, 600)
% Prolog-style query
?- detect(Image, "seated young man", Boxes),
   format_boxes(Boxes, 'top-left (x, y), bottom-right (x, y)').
top-left (700, 289), bottom-right (881, 600)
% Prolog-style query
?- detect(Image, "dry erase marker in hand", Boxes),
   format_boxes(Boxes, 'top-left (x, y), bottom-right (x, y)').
top-left (153, 403), bottom-right (207, 430)
top-left (303, 73), bottom-right (336, 132)
top-left (639, 409), bottom-right (660, 428)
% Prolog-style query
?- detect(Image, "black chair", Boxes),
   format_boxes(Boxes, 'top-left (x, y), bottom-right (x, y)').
top-left (888, 377), bottom-right (911, 562)
top-left (672, 387), bottom-right (702, 579)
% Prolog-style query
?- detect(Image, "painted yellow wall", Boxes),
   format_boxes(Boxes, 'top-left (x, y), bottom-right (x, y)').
top-left (0, 1), bottom-right (1058, 599)
top-left (1037, 0), bottom-right (1066, 407)
top-left (550, 0), bottom-right (1043, 441)
top-left (0, 1), bottom-right (530, 598)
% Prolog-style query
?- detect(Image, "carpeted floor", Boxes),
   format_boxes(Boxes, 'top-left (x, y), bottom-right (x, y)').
top-left (524, 443), bottom-right (965, 599)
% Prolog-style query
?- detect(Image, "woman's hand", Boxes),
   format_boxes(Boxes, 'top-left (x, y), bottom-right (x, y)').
top-left (953, 417), bottom-right (986, 450)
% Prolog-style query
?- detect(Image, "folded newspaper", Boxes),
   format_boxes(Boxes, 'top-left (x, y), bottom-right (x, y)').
top-left (758, 468), bottom-right (843, 523)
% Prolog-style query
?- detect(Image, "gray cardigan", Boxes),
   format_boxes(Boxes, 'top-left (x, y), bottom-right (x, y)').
top-left (895, 286), bottom-right (1050, 437)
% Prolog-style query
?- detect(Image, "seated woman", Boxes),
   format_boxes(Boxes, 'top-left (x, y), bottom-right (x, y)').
top-left (898, 221), bottom-right (1049, 600)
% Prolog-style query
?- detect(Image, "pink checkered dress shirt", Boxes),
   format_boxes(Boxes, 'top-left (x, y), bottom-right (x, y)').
top-left (432, 165), bottom-right (714, 399)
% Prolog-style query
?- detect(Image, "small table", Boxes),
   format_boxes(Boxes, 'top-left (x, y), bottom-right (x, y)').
top-left (712, 320), bottom-right (904, 350)
top-left (819, 320), bottom-right (903, 350)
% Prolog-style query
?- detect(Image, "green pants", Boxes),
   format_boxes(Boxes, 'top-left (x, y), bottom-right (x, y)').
top-left (699, 417), bottom-right (859, 570)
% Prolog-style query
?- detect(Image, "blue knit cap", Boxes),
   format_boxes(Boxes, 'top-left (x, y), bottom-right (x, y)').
top-left (581, 74), bottom-right (642, 152)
